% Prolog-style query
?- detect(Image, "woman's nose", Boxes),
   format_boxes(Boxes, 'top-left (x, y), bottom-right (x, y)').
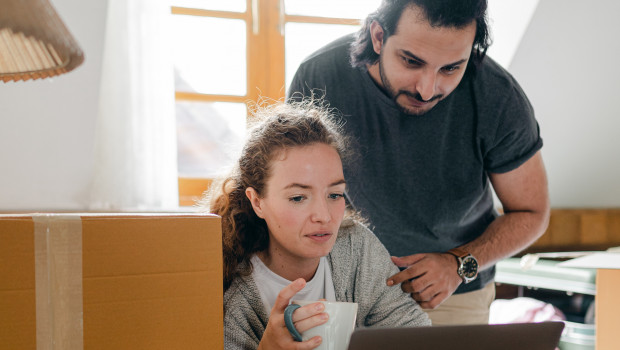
top-left (310, 198), bottom-right (331, 223)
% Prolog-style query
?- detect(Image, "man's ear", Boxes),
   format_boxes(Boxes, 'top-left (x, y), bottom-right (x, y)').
top-left (245, 187), bottom-right (265, 219)
top-left (370, 20), bottom-right (385, 54)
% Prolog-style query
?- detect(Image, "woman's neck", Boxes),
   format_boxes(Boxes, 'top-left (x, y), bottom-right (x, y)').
top-left (256, 248), bottom-right (321, 282)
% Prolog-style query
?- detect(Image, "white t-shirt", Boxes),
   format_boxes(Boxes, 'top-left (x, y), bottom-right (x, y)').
top-left (250, 255), bottom-right (337, 316)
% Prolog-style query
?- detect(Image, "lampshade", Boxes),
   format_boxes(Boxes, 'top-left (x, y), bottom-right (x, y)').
top-left (0, 0), bottom-right (84, 82)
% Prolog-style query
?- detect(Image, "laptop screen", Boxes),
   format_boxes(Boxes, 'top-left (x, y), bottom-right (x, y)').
top-left (348, 321), bottom-right (564, 350)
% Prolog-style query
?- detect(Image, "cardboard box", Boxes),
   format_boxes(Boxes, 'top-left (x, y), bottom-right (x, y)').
top-left (0, 213), bottom-right (223, 350)
top-left (559, 252), bottom-right (620, 350)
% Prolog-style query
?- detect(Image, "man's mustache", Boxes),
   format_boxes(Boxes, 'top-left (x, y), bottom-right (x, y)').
top-left (398, 90), bottom-right (443, 103)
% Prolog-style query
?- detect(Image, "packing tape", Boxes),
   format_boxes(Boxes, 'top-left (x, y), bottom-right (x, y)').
top-left (34, 215), bottom-right (83, 350)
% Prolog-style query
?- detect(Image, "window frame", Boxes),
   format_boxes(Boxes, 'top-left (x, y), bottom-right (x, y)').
top-left (172, 0), bottom-right (361, 206)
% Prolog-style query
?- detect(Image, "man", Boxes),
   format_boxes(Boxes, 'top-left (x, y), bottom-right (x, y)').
top-left (287, 0), bottom-right (549, 325)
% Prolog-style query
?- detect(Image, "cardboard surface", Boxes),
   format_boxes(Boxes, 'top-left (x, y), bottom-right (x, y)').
top-left (0, 214), bottom-right (223, 350)
top-left (560, 252), bottom-right (620, 350)
top-left (0, 217), bottom-right (36, 349)
top-left (596, 269), bottom-right (620, 350)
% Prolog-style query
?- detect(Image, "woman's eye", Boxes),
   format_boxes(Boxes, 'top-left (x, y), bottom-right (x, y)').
top-left (329, 193), bottom-right (344, 200)
top-left (289, 196), bottom-right (305, 203)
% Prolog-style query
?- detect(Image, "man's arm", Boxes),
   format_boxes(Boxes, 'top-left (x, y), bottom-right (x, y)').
top-left (387, 151), bottom-right (550, 308)
top-left (461, 150), bottom-right (550, 269)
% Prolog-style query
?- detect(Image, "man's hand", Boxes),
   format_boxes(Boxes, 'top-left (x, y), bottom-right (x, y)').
top-left (258, 278), bottom-right (328, 350)
top-left (386, 253), bottom-right (462, 309)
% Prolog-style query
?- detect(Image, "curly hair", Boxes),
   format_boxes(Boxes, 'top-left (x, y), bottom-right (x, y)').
top-left (202, 100), bottom-right (352, 290)
top-left (350, 0), bottom-right (491, 73)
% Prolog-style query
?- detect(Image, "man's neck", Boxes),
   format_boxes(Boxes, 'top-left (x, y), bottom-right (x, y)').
top-left (366, 63), bottom-right (382, 88)
top-left (366, 62), bottom-right (392, 98)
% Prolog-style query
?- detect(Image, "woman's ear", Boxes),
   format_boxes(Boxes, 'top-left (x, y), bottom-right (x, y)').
top-left (370, 20), bottom-right (385, 54)
top-left (245, 187), bottom-right (265, 218)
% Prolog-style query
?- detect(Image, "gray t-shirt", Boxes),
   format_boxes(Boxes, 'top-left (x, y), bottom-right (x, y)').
top-left (288, 34), bottom-right (543, 294)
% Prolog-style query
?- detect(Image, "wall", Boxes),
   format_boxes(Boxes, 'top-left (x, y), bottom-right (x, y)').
top-left (508, 0), bottom-right (620, 207)
top-left (1, 0), bottom-right (619, 210)
top-left (486, 0), bottom-right (539, 68)
top-left (0, 0), bottom-right (108, 210)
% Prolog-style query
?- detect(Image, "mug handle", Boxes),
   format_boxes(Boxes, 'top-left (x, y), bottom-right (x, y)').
top-left (283, 304), bottom-right (303, 342)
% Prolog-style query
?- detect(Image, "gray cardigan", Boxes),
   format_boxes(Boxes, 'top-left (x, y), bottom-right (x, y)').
top-left (223, 220), bottom-right (431, 349)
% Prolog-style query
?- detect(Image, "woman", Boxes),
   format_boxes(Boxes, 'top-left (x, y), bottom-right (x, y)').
top-left (205, 101), bottom-right (430, 350)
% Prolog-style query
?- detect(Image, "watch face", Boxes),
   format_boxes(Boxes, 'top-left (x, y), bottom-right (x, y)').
top-left (461, 256), bottom-right (478, 279)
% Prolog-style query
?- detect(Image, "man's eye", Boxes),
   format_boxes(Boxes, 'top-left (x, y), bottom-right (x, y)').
top-left (402, 57), bottom-right (420, 66)
top-left (442, 66), bottom-right (459, 73)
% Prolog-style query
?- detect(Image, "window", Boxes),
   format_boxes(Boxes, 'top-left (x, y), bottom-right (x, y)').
top-left (171, 0), bottom-right (381, 206)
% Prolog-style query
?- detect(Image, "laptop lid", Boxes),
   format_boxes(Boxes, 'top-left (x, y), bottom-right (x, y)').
top-left (347, 321), bottom-right (564, 350)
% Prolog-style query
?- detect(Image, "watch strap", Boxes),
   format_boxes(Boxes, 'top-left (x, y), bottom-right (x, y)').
top-left (447, 247), bottom-right (469, 259)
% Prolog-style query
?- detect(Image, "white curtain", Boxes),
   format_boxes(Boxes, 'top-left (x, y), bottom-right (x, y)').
top-left (89, 0), bottom-right (178, 211)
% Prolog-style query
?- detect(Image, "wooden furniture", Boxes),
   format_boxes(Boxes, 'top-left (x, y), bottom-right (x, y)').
top-left (527, 208), bottom-right (620, 253)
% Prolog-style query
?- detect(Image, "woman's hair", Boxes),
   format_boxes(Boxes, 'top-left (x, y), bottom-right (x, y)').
top-left (350, 0), bottom-right (491, 73)
top-left (202, 100), bottom-right (352, 290)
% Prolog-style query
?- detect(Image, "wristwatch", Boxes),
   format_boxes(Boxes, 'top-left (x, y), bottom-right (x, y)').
top-left (446, 247), bottom-right (479, 284)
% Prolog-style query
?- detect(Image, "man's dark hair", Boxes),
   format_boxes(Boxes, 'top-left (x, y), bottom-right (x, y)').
top-left (350, 0), bottom-right (491, 72)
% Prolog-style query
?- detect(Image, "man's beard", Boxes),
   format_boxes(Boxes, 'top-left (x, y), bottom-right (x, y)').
top-left (378, 54), bottom-right (443, 116)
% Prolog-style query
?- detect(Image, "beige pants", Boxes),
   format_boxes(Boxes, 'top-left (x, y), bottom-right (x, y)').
top-left (423, 282), bottom-right (496, 326)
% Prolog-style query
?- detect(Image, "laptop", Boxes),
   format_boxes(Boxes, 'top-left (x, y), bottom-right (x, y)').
top-left (347, 321), bottom-right (564, 350)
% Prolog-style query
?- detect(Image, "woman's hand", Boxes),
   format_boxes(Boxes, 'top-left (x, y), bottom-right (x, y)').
top-left (258, 278), bottom-right (329, 350)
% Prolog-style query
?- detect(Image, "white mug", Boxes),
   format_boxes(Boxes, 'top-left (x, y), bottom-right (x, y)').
top-left (284, 300), bottom-right (358, 350)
